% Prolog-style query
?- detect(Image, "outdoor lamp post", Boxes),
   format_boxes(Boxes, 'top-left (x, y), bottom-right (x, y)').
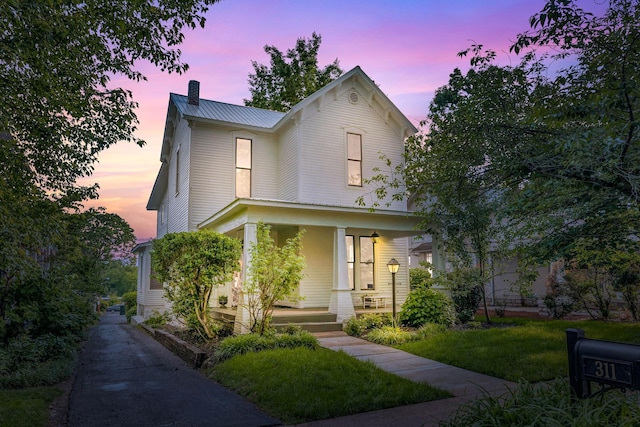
top-left (387, 258), bottom-right (400, 326)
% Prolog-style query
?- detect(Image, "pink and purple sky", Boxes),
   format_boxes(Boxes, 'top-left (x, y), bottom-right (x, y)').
top-left (79, 0), bottom-right (605, 240)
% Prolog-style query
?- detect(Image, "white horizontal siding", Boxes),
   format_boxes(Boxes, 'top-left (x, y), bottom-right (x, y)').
top-left (298, 89), bottom-right (407, 211)
top-left (298, 226), bottom-right (333, 308)
top-left (167, 119), bottom-right (190, 233)
top-left (278, 123), bottom-right (299, 201)
top-left (251, 133), bottom-right (279, 199)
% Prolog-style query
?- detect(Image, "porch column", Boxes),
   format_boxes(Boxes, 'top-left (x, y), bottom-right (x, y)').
top-left (234, 222), bottom-right (258, 334)
top-left (329, 226), bottom-right (356, 322)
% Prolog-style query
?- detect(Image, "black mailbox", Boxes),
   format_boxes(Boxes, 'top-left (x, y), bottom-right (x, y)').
top-left (566, 328), bottom-right (640, 398)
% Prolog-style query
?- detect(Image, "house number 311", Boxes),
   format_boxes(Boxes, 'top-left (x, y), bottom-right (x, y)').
top-left (594, 361), bottom-right (617, 380)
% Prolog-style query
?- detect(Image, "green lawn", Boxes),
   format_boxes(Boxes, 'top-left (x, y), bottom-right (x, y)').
top-left (208, 346), bottom-right (451, 424)
top-left (398, 318), bottom-right (640, 382)
top-left (0, 387), bottom-right (61, 427)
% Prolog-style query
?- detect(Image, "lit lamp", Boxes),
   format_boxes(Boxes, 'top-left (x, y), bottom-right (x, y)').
top-left (370, 231), bottom-right (379, 245)
top-left (387, 258), bottom-right (400, 326)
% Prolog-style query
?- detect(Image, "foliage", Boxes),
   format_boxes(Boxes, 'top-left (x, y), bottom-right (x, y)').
top-left (103, 260), bottom-right (137, 296)
top-left (0, 386), bottom-right (63, 427)
top-left (213, 330), bottom-right (317, 362)
top-left (442, 379), bottom-right (640, 427)
top-left (144, 311), bottom-right (170, 328)
top-left (342, 313), bottom-right (392, 337)
top-left (209, 346), bottom-right (450, 424)
top-left (0, 334), bottom-right (78, 388)
top-left (152, 231), bottom-right (242, 339)
top-left (399, 288), bottom-right (455, 327)
top-left (121, 291), bottom-right (137, 322)
top-left (365, 326), bottom-right (416, 346)
top-left (409, 267), bottom-right (432, 290)
top-left (442, 268), bottom-right (485, 324)
top-left (414, 322), bottom-right (447, 340)
top-left (1, 0), bottom-right (218, 385)
top-left (2, 0), bottom-right (218, 197)
top-left (244, 32), bottom-right (343, 112)
top-left (243, 223), bottom-right (306, 335)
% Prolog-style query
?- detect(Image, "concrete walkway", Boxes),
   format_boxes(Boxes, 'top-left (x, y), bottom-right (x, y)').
top-left (291, 332), bottom-right (516, 427)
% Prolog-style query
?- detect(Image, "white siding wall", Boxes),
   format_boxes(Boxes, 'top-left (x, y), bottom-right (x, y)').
top-left (190, 124), bottom-right (234, 229)
top-left (251, 132), bottom-right (279, 199)
top-left (190, 125), bottom-right (280, 229)
top-left (298, 226), bottom-right (333, 307)
top-left (166, 118), bottom-right (191, 234)
top-left (278, 123), bottom-right (299, 201)
top-left (136, 246), bottom-right (168, 317)
top-left (298, 88), bottom-right (407, 211)
top-left (359, 236), bottom-right (409, 305)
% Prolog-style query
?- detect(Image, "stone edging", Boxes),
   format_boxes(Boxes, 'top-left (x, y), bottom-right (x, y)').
top-left (139, 323), bottom-right (208, 368)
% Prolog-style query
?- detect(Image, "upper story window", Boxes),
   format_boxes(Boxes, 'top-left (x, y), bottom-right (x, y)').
top-left (347, 133), bottom-right (362, 186)
top-left (236, 138), bottom-right (252, 198)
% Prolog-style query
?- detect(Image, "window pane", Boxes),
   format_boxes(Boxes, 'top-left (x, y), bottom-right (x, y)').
top-left (348, 160), bottom-right (361, 186)
top-left (346, 236), bottom-right (354, 262)
top-left (347, 133), bottom-right (361, 160)
top-left (360, 237), bottom-right (374, 290)
top-left (236, 138), bottom-right (252, 169)
top-left (236, 169), bottom-right (251, 198)
top-left (348, 263), bottom-right (355, 290)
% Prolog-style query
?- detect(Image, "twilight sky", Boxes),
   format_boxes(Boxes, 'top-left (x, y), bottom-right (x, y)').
top-left (79, 0), bottom-right (605, 240)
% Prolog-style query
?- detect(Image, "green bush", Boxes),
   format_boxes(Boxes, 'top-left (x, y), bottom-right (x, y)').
top-left (214, 331), bottom-right (317, 362)
top-left (414, 322), bottom-right (447, 340)
top-left (366, 326), bottom-right (416, 345)
top-left (441, 379), bottom-right (640, 426)
top-left (122, 291), bottom-right (137, 322)
top-left (0, 334), bottom-right (78, 388)
top-left (410, 268), bottom-right (432, 290)
top-left (343, 313), bottom-right (392, 337)
top-left (400, 288), bottom-right (455, 327)
top-left (447, 272), bottom-right (484, 324)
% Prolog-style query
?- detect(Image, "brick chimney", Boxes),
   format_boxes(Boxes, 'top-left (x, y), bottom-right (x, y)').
top-left (187, 80), bottom-right (200, 106)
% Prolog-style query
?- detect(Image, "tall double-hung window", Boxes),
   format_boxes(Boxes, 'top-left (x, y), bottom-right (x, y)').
top-left (347, 133), bottom-right (362, 186)
top-left (236, 138), bottom-right (252, 198)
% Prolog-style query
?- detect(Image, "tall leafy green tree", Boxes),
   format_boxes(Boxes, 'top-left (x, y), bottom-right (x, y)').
top-left (152, 231), bottom-right (242, 339)
top-left (244, 223), bottom-right (306, 335)
top-left (245, 32), bottom-right (343, 112)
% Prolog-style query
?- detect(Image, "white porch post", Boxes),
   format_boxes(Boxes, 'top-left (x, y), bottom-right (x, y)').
top-left (234, 222), bottom-right (258, 334)
top-left (329, 226), bottom-right (356, 323)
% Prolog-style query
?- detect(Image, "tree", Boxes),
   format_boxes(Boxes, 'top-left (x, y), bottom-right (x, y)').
top-left (152, 231), bottom-right (242, 339)
top-left (244, 223), bottom-right (306, 335)
top-left (1, 0), bottom-right (218, 344)
top-left (103, 260), bottom-right (138, 296)
top-left (244, 32), bottom-right (343, 112)
top-left (2, 0), bottom-right (219, 198)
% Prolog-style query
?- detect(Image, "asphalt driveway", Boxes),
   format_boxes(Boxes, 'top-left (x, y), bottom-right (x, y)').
top-left (69, 313), bottom-right (280, 427)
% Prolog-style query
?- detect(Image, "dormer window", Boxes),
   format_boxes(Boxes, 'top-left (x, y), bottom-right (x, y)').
top-left (236, 138), bottom-right (252, 198)
top-left (347, 133), bottom-right (362, 186)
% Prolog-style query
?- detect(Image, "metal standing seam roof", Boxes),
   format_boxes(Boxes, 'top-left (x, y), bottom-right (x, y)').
top-left (170, 93), bottom-right (286, 129)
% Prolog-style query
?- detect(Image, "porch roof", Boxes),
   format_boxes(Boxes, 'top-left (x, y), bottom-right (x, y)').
top-left (197, 198), bottom-right (426, 236)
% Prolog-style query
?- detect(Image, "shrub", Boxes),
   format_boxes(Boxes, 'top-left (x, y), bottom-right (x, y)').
top-left (409, 268), bottom-right (432, 290)
top-left (414, 323), bottom-right (447, 340)
top-left (441, 379), bottom-right (640, 427)
top-left (342, 313), bottom-right (392, 337)
top-left (214, 331), bottom-right (317, 362)
top-left (400, 288), bottom-right (455, 327)
top-left (366, 326), bottom-right (416, 345)
top-left (446, 270), bottom-right (484, 324)
top-left (144, 311), bottom-right (170, 328)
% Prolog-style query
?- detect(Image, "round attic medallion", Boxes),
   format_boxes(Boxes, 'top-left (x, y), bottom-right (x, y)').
top-left (348, 91), bottom-right (360, 104)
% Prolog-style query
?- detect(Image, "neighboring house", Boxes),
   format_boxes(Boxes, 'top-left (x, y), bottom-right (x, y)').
top-left (135, 66), bottom-right (428, 328)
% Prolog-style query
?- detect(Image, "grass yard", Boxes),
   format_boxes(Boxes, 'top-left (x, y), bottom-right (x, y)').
top-left (398, 318), bottom-right (640, 382)
top-left (0, 387), bottom-right (61, 427)
top-left (208, 346), bottom-right (451, 424)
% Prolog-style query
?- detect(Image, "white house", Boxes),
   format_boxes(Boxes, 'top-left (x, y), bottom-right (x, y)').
top-left (134, 66), bottom-right (433, 327)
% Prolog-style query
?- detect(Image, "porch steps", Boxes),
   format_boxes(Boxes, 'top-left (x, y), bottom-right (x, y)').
top-left (272, 313), bottom-right (343, 333)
